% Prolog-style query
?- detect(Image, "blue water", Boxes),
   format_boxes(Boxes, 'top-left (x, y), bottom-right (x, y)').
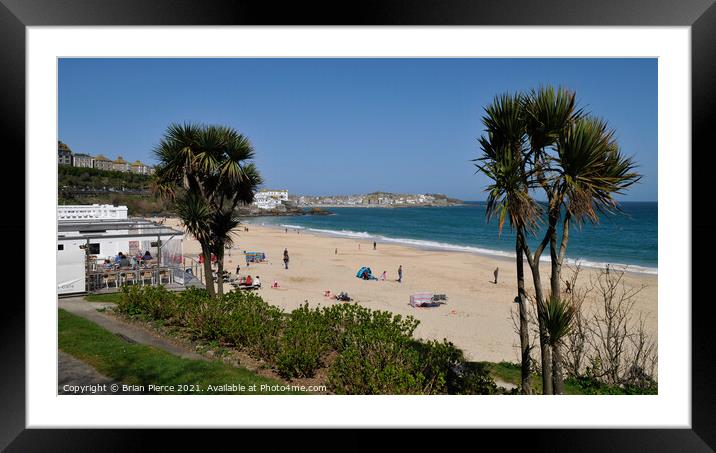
top-left (246, 202), bottom-right (657, 274)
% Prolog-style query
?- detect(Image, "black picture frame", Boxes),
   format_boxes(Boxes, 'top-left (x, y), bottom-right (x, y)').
top-left (2, 0), bottom-right (714, 450)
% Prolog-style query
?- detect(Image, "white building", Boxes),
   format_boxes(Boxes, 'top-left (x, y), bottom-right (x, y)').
top-left (253, 189), bottom-right (289, 210)
top-left (58, 204), bottom-right (128, 221)
top-left (57, 218), bottom-right (185, 295)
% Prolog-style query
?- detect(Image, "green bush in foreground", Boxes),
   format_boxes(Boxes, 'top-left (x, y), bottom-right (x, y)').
top-left (111, 286), bottom-right (497, 394)
top-left (223, 291), bottom-right (284, 361)
top-left (118, 285), bottom-right (178, 320)
top-left (275, 303), bottom-right (331, 378)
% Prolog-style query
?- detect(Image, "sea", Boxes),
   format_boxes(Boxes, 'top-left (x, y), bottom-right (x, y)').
top-left (245, 201), bottom-right (657, 274)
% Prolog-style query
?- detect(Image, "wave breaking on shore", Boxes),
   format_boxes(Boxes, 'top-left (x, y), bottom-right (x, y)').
top-left (262, 223), bottom-right (658, 275)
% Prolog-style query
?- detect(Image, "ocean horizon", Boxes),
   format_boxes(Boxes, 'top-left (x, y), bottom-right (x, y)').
top-left (245, 201), bottom-right (658, 275)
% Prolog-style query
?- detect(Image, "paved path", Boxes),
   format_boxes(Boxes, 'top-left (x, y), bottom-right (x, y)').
top-left (58, 351), bottom-right (118, 394)
top-left (494, 379), bottom-right (518, 391)
top-left (58, 297), bottom-right (204, 361)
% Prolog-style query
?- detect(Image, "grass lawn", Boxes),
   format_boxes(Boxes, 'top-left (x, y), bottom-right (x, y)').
top-left (58, 309), bottom-right (304, 394)
top-left (84, 293), bottom-right (124, 303)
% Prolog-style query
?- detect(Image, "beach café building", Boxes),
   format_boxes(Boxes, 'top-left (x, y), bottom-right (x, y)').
top-left (57, 206), bottom-right (198, 295)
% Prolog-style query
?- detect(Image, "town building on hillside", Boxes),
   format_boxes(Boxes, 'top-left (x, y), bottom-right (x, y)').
top-left (93, 154), bottom-right (114, 171)
top-left (113, 156), bottom-right (130, 172)
top-left (130, 160), bottom-right (149, 174)
top-left (73, 153), bottom-right (94, 168)
top-left (253, 189), bottom-right (289, 209)
top-left (58, 141), bottom-right (73, 166)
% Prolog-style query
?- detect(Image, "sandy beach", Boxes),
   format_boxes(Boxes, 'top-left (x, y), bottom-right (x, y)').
top-left (162, 218), bottom-right (658, 363)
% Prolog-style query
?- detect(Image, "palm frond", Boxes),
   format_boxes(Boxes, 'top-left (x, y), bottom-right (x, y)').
top-left (174, 192), bottom-right (211, 245)
top-left (541, 295), bottom-right (577, 345)
top-left (556, 116), bottom-right (641, 223)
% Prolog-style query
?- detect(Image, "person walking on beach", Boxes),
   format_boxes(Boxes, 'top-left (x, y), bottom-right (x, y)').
top-left (335, 248), bottom-right (338, 255)
top-left (235, 263), bottom-right (240, 275)
top-left (398, 265), bottom-right (403, 283)
top-left (494, 267), bottom-right (499, 284)
top-left (373, 241), bottom-right (377, 250)
top-left (283, 248), bottom-right (289, 269)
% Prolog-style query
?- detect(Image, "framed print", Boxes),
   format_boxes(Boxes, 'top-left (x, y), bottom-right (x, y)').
top-left (2, 0), bottom-right (715, 449)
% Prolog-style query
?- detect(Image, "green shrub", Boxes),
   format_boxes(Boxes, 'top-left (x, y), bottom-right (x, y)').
top-left (182, 296), bottom-right (233, 341)
top-left (275, 303), bottom-right (331, 378)
top-left (326, 307), bottom-right (427, 394)
top-left (320, 303), bottom-right (419, 351)
top-left (328, 335), bottom-right (425, 394)
top-left (116, 286), bottom-right (145, 317)
top-left (412, 339), bottom-right (462, 394)
top-left (112, 287), bottom-right (495, 394)
top-left (222, 290), bottom-right (285, 361)
top-left (116, 285), bottom-right (178, 321)
top-left (446, 360), bottom-right (497, 395)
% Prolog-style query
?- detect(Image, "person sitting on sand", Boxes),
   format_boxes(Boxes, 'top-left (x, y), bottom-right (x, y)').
top-left (380, 271), bottom-right (387, 281)
top-left (244, 275), bottom-right (253, 286)
top-left (254, 275), bottom-right (261, 288)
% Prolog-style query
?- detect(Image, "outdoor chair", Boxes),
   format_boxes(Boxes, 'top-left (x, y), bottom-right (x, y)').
top-left (159, 269), bottom-right (171, 285)
top-left (103, 273), bottom-right (118, 289)
top-left (119, 271), bottom-right (136, 286)
top-left (140, 270), bottom-right (155, 286)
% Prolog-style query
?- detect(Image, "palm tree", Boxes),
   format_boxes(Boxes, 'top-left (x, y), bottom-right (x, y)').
top-left (543, 295), bottom-right (577, 394)
top-left (519, 86), bottom-right (583, 394)
top-left (475, 93), bottom-right (539, 395)
top-left (153, 123), bottom-right (263, 296)
top-left (476, 87), bottom-right (640, 394)
top-left (545, 115), bottom-right (640, 392)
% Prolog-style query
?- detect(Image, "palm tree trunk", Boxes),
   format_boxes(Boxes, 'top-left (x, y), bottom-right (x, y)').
top-left (530, 265), bottom-right (553, 395)
top-left (516, 231), bottom-right (531, 395)
top-left (548, 210), bottom-right (561, 298)
top-left (552, 342), bottom-right (565, 394)
top-left (216, 256), bottom-right (224, 297)
top-left (202, 248), bottom-right (216, 297)
top-left (522, 232), bottom-right (554, 395)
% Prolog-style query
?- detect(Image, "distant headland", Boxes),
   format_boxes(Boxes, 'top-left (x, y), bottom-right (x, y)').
top-left (292, 192), bottom-right (463, 208)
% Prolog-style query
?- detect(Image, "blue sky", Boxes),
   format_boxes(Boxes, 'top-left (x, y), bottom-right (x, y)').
top-left (58, 58), bottom-right (657, 201)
